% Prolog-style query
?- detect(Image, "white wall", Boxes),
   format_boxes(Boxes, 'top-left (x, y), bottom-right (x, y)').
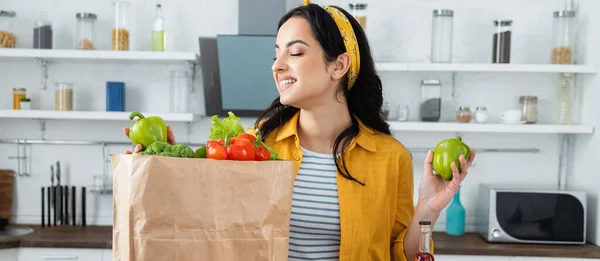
top-left (1, 0), bottom-right (598, 245)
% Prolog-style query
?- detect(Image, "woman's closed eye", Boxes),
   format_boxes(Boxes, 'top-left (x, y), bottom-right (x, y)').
top-left (291, 53), bottom-right (303, 57)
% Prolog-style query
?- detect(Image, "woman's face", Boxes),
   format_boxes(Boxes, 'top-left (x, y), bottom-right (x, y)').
top-left (273, 17), bottom-right (344, 108)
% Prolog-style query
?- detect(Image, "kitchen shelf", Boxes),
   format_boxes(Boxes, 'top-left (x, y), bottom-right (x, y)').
top-left (376, 62), bottom-right (597, 74)
top-left (387, 121), bottom-right (595, 134)
top-left (0, 110), bottom-right (200, 122)
top-left (0, 48), bottom-right (198, 63)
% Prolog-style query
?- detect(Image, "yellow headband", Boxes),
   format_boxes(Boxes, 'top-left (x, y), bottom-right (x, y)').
top-left (304, 0), bottom-right (360, 90)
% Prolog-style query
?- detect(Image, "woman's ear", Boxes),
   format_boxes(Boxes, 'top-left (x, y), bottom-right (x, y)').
top-left (330, 53), bottom-right (351, 81)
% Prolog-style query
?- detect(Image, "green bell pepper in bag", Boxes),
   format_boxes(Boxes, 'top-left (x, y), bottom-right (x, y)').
top-left (432, 136), bottom-right (471, 181)
top-left (128, 111), bottom-right (168, 149)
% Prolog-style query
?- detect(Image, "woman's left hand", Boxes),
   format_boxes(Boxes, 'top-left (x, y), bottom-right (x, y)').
top-left (418, 149), bottom-right (476, 213)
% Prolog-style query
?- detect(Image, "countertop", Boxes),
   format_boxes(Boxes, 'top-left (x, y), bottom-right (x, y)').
top-left (2, 225), bottom-right (600, 258)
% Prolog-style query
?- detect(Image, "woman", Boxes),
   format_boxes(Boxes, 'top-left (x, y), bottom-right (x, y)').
top-left (125, 1), bottom-right (475, 260)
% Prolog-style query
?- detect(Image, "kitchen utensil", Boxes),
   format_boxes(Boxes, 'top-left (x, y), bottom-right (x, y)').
top-left (50, 165), bottom-right (55, 226)
top-left (0, 170), bottom-right (15, 231)
top-left (46, 186), bottom-right (51, 227)
top-left (41, 187), bottom-right (45, 227)
top-left (56, 161), bottom-right (62, 225)
top-left (72, 186), bottom-right (76, 226)
top-left (64, 185), bottom-right (69, 225)
top-left (82, 187), bottom-right (86, 226)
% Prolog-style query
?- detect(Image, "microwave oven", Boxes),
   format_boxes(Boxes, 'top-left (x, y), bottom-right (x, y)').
top-left (476, 183), bottom-right (587, 245)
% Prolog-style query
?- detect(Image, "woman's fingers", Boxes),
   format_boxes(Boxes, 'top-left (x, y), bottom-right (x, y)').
top-left (423, 149), bottom-right (434, 177)
top-left (123, 127), bottom-right (129, 138)
top-left (167, 126), bottom-right (176, 145)
top-left (134, 144), bottom-right (142, 153)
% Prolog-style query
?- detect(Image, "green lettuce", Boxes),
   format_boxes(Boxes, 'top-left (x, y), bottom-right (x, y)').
top-left (208, 111), bottom-right (245, 140)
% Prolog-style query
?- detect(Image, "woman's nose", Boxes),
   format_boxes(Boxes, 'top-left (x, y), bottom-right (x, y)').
top-left (272, 56), bottom-right (287, 72)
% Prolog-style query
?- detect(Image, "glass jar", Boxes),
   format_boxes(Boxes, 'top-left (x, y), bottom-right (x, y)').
top-left (33, 12), bottom-right (53, 49)
top-left (12, 88), bottom-right (26, 110)
top-left (397, 105), bottom-right (409, 121)
top-left (76, 13), bottom-right (98, 50)
top-left (170, 71), bottom-right (191, 113)
top-left (519, 96), bottom-right (538, 124)
top-left (112, 1), bottom-right (130, 51)
top-left (492, 20), bottom-right (512, 63)
top-left (348, 3), bottom-right (367, 30)
top-left (380, 102), bottom-right (390, 120)
top-left (0, 10), bottom-right (17, 48)
top-left (420, 80), bottom-right (442, 122)
top-left (456, 106), bottom-right (472, 123)
top-left (431, 9), bottom-right (453, 63)
top-left (557, 73), bottom-right (574, 124)
top-left (474, 106), bottom-right (489, 123)
top-left (552, 11), bottom-right (577, 64)
top-left (55, 82), bottom-right (74, 111)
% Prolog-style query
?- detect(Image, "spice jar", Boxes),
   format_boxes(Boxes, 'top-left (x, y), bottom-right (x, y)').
top-left (552, 10), bottom-right (577, 64)
top-left (519, 96), bottom-right (538, 124)
top-left (492, 20), bottom-right (512, 63)
top-left (12, 88), bottom-right (26, 110)
top-left (420, 80), bottom-right (442, 122)
top-left (76, 13), bottom-right (98, 50)
top-left (348, 3), bottom-right (367, 30)
top-left (456, 106), bottom-right (472, 123)
top-left (431, 9), bottom-right (454, 63)
top-left (0, 10), bottom-right (17, 48)
top-left (474, 106), bottom-right (489, 123)
top-left (112, 1), bottom-right (131, 51)
top-left (33, 12), bottom-right (53, 49)
top-left (55, 82), bottom-right (74, 111)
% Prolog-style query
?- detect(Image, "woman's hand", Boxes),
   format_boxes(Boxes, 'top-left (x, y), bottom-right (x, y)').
top-left (122, 125), bottom-right (177, 154)
top-left (417, 149), bottom-right (476, 214)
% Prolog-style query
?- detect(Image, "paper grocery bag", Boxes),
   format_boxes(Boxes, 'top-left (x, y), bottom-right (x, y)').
top-left (110, 154), bottom-right (295, 261)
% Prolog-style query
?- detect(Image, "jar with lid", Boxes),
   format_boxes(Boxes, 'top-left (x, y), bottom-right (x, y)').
top-left (112, 1), bottom-right (131, 51)
top-left (170, 71), bottom-right (192, 113)
top-left (55, 82), bottom-right (74, 111)
top-left (76, 13), bottom-right (98, 50)
top-left (12, 88), bottom-right (26, 110)
top-left (557, 73), bottom-right (574, 124)
top-left (420, 80), bottom-right (442, 122)
top-left (0, 10), bottom-right (17, 48)
top-left (33, 12), bottom-right (53, 49)
top-left (456, 106), bottom-right (472, 123)
top-left (474, 106), bottom-right (489, 123)
top-left (431, 9), bottom-right (454, 63)
top-left (492, 20), bottom-right (512, 63)
top-left (519, 96), bottom-right (538, 124)
top-left (348, 3), bottom-right (367, 30)
top-left (551, 11), bottom-right (577, 64)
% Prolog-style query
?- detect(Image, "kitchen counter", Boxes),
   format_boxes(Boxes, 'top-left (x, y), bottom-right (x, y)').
top-left (1, 225), bottom-right (600, 259)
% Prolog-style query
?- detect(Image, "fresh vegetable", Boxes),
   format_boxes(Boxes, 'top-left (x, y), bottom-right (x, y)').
top-left (208, 111), bottom-right (245, 140)
top-left (432, 136), bottom-right (471, 180)
top-left (226, 136), bottom-right (255, 161)
top-left (207, 139), bottom-right (228, 160)
top-left (139, 141), bottom-right (195, 158)
top-left (252, 129), bottom-right (270, 161)
top-left (128, 112), bottom-right (168, 149)
top-left (194, 146), bottom-right (207, 158)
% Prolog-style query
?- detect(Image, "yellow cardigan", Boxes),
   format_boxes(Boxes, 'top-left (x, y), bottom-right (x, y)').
top-left (254, 111), bottom-right (430, 261)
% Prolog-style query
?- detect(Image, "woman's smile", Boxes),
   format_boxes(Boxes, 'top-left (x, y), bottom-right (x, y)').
top-left (278, 75), bottom-right (297, 92)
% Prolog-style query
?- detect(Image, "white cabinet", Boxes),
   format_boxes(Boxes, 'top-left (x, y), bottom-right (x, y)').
top-left (102, 250), bottom-right (112, 261)
top-left (0, 248), bottom-right (19, 261)
top-left (18, 248), bottom-right (102, 261)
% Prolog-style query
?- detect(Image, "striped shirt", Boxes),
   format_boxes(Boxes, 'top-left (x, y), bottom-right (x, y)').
top-left (288, 147), bottom-right (341, 261)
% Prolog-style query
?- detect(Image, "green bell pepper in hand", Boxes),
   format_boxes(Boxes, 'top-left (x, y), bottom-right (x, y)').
top-left (432, 136), bottom-right (471, 181)
top-left (128, 111), bottom-right (168, 149)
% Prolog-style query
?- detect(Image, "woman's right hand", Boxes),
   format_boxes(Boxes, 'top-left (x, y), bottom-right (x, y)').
top-left (122, 125), bottom-right (177, 154)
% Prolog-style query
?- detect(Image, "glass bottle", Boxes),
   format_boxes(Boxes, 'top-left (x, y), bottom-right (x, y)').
top-left (557, 73), bottom-right (574, 124)
top-left (152, 4), bottom-right (166, 51)
top-left (112, 0), bottom-right (130, 51)
top-left (348, 3), bottom-right (367, 30)
top-left (519, 96), bottom-right (538, 124)
top-left (492, 20), bottom-right (512, 63)
top-left (419, 80), bottom-right (442, 122)
top-left (33, 12), bottom-right (53, 49)
top-left (76, 13), bottom-right (97, 50)
top-left (551, 10), bottom-right (577, 64)
top-left (431, 9), bottom-right (453, 63)
top-left (445, 186), bottom-right (465, 236)
top-left (0, 10), bottom-right (17, 48)
top-left (414, 221), bottom-right (434, 261)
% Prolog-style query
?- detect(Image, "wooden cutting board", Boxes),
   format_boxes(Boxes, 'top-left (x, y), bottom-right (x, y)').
top-left (0, 169), bottom-right (15, 222)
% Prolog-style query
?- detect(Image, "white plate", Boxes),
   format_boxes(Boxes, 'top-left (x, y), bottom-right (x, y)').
top-left (500, 120), bottom-right (526, 124)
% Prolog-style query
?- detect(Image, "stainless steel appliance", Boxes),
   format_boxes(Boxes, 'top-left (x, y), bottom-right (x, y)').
top-left (476, 183), bottom-right (587, 245)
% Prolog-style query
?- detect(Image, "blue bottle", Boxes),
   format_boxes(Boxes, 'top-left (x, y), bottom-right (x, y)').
top-left (106, 82), bottom-right (125, 111)
top-left (445, 185), bottom-right (465, 236)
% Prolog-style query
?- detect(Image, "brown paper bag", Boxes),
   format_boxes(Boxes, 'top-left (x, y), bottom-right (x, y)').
top-left (111, 154), bottom-right (295, 261)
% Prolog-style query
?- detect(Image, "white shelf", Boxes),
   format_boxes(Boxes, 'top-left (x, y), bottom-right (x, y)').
top-left (376, 62), bottom-right (597, 74)
top-left (387, 121), bottom-right (594, 134)
top-left (0, 48), bottom-right (198, 63)
top-left (0, 110), bottom-right (200, 122)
